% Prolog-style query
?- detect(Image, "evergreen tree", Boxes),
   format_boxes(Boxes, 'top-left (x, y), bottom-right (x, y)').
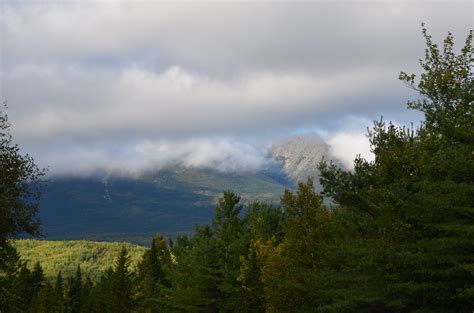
top-left (31, 262), bottom-right (46, 293)
top-left (135, 235), bottom-right (170, 312)
top-left (0, 243), bottom-right (22, 311)
top-left (11, 261), bottom-right (33, 312)
top-left (35, 281), bottom-right (56, 313)
top-left (238, 202), bottom-right (283, 312)
top-left (106, 246), bottom-right (135, 313)
top-left (317, 27), bottom-right (474, 312)
top-left (67, 265), bottom-right (83, 313)
top-left (54, 271), bottom-right (66, 313)
top-left (7, 261), bottom-right (46, 312)
top-left (258, 179), bottom-right (336, 312)
top-left (163, 192), bottom-right (248, 312)
top-left (212, 192), bottom-right (247, 312)
top-left (164, 225), bottom-right (220, 312)
top-left (90, 267), bottom-right (114, 313)
top-left (80, 276), bottom-right (94, 313)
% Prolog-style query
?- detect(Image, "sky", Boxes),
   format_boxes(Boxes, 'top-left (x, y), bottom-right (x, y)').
top-left (0, 0), bottom-right (472, 175)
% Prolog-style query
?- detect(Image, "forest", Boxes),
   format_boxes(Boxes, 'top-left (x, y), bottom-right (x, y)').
top-left (12, 240), bottom-right (146, 280)
top-left (0, 28), bottom-right (473, 313)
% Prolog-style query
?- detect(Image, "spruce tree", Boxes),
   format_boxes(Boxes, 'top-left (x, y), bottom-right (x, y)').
top-left (0, 243), bottom-right (22, 311)
top-left (35, 281), bottom-right (56, 313)
top-left (106, 246), bottom-right (135, 313)
top-left (164, 225), bottom-right (220, 312)
top-left (135, 236), bottom-right (169, 312)
top-left (67, 265), bottom-right (83, 313)
top-left (54, 271), bottom-right (65, 313)
top-left (212, 192), bottom-right (248, 312)
top-left (80, 276), bottom-right (94, 313)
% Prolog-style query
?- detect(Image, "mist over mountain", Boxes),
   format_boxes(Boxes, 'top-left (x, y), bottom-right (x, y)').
top-left (39, 134), bottom-right (337, 244)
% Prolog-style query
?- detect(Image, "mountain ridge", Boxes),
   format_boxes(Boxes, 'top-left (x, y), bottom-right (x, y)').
top-left (39, 134), bottom-right (335, 244)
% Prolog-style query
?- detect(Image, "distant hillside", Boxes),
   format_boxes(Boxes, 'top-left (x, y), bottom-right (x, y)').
top-left (38, 134), bottom-right (336, 244)
top-left (13, 239), bottom-right (147, 280)
top-left (40, 166), bottom-right (292, 244)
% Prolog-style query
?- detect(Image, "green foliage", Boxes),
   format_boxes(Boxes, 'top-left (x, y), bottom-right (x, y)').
top-left (0, 104), bottom-right (45, 242)
top-left (104, 247), bottom-right (135, 312)
top-left (162, 192), bottom-right (267, 312)
top-left (13, 239), bottom-right (146, 280)
top-left (316, 26), bottom-right (474, 312)
top-left (256, 179), bottom-right (337, 312)
top-left (134, 235), bottom-right (170, 312)
top-left (67, 265), bottom-right (83, 313)
top-left (0, 242), bottom-right (22, 310)
top-left (0, 104), bottom-right (45, 311)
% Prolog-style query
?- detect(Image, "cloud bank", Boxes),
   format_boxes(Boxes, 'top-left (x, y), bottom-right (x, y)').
top-left (1, 1), bottom-right (471, 174)
top-left (31, 138), bottom-right (271, 176)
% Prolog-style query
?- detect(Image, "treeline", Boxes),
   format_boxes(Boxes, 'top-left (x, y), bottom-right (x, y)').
top-left (1, 28), bottom-right (473, 313)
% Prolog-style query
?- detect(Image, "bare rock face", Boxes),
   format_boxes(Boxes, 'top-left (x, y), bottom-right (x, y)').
top-left (270, 133), bottom-right (331, 189)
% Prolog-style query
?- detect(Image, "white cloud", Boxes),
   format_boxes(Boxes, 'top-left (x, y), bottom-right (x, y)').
top-left (327, 131), bottom-right (374, 169)
top-left (1, 1), bottom-right (471, 174)
top-left (5, 64), bottom-right (396, 141)
top-left (35, 138), bottom-right (271, 176)
top-left (2, 1), bottom-right (470, 72)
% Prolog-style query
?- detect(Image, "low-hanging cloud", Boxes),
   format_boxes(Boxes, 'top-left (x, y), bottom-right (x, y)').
top-left (33, 138), bottom-right (272, 177)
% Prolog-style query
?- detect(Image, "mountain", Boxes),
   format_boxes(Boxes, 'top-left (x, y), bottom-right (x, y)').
top-left (39, 167), bottom-right (292, 245)
top-left (38, 134), bottom-right (333, 245)
top-left (270, 133), bottom-right (331, 189)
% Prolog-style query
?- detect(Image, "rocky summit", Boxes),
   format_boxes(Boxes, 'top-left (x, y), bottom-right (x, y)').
top-left (271, 133), bottom-right (332, 189)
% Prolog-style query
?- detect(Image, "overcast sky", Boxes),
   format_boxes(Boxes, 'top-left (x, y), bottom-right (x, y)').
top-left (1, 0), bottom-right (472, 174)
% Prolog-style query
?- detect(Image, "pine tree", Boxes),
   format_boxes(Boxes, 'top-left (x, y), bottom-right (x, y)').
top-left (13, 262), bottom-right (32, 311)
top-left (0, 243), bottom-right (22, 311)
top-left (80, 276), bottom-right (94, 313)
top-left (164, 225), bottom-right (220, 313)
top-left (135, 236), bottom-right (170, 312)
top-left (54, 271), bottom-right (65, 313)
top-left (35, 281), bottom-right (56, 313)
top-left (106, 246), bottom-right (135, 313)
top-left (317, 27), bottom-right (474, 312)
top-left (90, 267), bottom-right (114, 313)
top-left (212, 192), bottom-right (248, 312)
top-left (67, 265), bottom-right (83, 313)
top-left (7, 261), bottom-right (46, 312)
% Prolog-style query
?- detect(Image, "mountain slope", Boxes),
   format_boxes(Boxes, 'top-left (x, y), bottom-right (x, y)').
top-left (39, 134), bottom-right (335, 244)
top-left (39, 167), bottom-right (291, 244)
top-left (271, 133), bottom-right (331, 189)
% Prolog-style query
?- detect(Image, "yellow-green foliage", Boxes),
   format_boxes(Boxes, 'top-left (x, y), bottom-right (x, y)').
top-left (13, 239), bottom-right (147, 280)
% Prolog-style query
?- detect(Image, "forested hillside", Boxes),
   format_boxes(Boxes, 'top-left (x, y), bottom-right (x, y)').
top-left (13, 240), bottom-right (146, 280)
top-left (39, 166), bottom-right (293, 245)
